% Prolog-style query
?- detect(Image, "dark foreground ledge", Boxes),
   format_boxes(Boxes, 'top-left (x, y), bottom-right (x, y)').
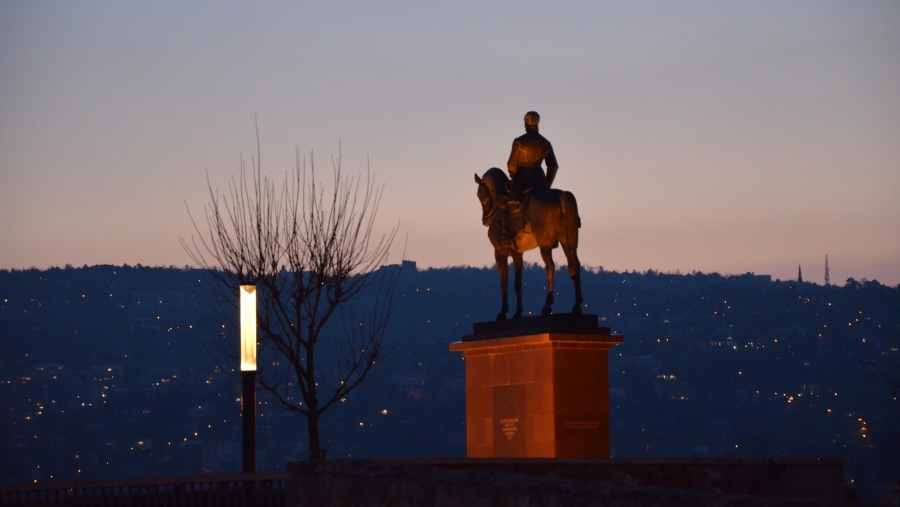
top-left (286, 458), bottom-right (851, 507)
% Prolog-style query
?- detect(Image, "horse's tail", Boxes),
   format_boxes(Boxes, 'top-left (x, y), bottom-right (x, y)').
top-left (560, 190), bottom-right (580, 247)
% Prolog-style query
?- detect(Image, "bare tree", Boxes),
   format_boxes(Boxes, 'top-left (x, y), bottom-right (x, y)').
top-left (183, 132), bottom-right (399, 459)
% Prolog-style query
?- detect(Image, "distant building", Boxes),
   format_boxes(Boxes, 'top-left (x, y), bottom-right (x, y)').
top-left (730, 272), bottom-right (772, 286)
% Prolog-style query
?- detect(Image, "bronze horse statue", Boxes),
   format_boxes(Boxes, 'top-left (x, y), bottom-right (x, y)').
top-left (474, 167), bottom-right (583, 320)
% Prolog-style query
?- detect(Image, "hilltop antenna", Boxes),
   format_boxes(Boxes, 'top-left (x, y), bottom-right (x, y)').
top-left (824, 254), bottom-right (830, 286)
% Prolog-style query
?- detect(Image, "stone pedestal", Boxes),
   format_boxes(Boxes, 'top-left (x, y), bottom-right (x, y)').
top-left (449, 314), bottom-right (623, 458)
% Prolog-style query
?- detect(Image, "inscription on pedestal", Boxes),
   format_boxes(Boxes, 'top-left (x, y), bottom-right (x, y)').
top-left (561, 419), bottom-right (602, 431)
top-left (500, 418), bottom-right (519, 440)
top-left (558, 415), bottom-right (605, 442)
top-left (493, 384), bottom-right (526, 457)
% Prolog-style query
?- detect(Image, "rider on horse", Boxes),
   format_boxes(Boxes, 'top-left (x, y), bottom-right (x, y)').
top-left (502, 111), bottom-right (559, 249)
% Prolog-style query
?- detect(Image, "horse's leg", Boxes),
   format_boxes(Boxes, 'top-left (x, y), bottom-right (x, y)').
top-left (539, 247), bottom-right (555, 315)
top-left (562, 244), bottom-right (583, 314)
top-left (495, 250), bottom-right (509, 320)
top-left (512, 253), bottom-right (524, 318)
top-left (559, 190), bottom-right (583, 314)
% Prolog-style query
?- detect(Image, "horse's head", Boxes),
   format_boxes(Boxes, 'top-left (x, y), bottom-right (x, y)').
top-left (474, 174), bottom-right (493, 226)
top-left (474, 168), bottom-right (508, 227)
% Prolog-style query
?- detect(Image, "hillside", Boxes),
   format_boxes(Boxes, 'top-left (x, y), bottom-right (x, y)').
top-left (1, 263), bottom-right (897, 501)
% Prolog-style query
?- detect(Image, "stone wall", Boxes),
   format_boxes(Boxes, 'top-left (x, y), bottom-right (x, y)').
top-left (286, 459), bottom-right (850, 507)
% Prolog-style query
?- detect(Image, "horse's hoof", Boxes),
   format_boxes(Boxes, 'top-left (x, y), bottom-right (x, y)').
top-left (541, 307), bottom-right (552, 316)
top-left (572, 306), bottom-right (583, 315)
top-left (496, 313), bottom-right (507, 321)
top-left (513, 312), bottom-right (523, 319)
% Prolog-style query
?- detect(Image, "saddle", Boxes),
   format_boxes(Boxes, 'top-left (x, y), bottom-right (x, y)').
top-left (496, 188), bottom-right (533, 251)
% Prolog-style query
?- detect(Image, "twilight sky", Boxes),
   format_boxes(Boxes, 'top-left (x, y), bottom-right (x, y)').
top-left (2, 1), bottom-right (898, 285)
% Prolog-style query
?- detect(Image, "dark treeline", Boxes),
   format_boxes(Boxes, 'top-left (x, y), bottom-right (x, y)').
top-left (1, 263), bottom-right (897, 502)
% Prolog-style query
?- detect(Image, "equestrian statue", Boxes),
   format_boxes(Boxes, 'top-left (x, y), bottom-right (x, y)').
top-left (474, 111), bottom-right (583, 320)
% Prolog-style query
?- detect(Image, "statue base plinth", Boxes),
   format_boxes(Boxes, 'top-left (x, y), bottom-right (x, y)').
top-left (450, 314), bottom-right (623, 458)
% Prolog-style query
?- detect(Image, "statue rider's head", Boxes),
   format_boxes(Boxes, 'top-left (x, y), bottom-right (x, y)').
top-left (524, 111), bottom-right (540, 132)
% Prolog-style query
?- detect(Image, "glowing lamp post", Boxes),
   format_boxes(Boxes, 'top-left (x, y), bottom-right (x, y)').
top-left (239, 285), bottom-right (257, 474)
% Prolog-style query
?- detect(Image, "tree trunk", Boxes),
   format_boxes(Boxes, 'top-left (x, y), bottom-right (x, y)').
top-left (307, 409), bottom-right (323, 459)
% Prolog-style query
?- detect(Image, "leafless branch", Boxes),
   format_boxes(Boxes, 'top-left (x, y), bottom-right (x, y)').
top-left (182, 128), bottom-right (399, 459)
